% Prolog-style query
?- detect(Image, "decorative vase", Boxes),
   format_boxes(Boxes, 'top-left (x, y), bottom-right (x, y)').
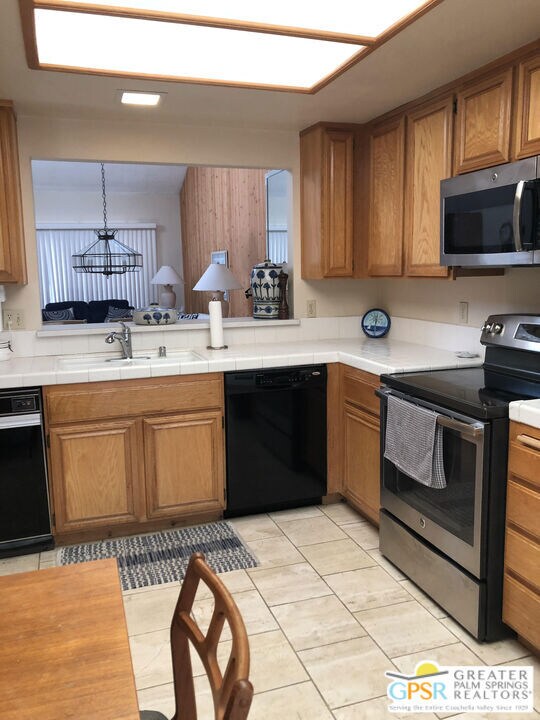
top-left (250, 259), bottom-right (283, 319)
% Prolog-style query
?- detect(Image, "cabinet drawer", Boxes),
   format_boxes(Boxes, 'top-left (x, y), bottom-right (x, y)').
top-left (341, 367), bottom-right (380, 416)
top-left (505, 527), bottom-right (540, 592)
top-left (506, 480), bottom-right (540, 540)
top-left (503, 573), bottom-right (540, 650)
top-left (45, 374), bottom-right (223, 424)
top-left (509, 432), bottom-right (540, 490)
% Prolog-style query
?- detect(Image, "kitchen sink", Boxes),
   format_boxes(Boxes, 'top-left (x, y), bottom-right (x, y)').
top-left (56, 350), bottom-right (205, 369)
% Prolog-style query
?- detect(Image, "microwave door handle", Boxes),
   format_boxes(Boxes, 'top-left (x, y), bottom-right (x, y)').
top-left (513, 180), bottom-right (525, 252)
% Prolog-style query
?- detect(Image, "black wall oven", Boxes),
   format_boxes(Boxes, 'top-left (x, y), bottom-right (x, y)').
top-left (0, 387), bottom-right (53, 557)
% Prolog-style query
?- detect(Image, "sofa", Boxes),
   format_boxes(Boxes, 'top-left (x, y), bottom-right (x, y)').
top-left (42, 299), bottom-right (134, 323)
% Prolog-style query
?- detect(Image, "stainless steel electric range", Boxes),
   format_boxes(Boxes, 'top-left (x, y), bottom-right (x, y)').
top-left (378, 314), bottom-right (540, 642)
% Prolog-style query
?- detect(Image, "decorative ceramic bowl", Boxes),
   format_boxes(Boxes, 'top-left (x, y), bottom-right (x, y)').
top-left (133, 304), bottom-right (177, 325)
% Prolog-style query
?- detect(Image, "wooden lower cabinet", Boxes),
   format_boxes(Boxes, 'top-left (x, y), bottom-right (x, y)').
top-left (502, 421), bottom-right (540, 652)
top-left (343, 403), bottom-right (380, 525)
top-left (144, 411), bottom-right (224, 519)
top-left (44, 375), bottom-right (225, 540)
top-left (338, 366), bottom-right (381, 525)
top-left (49, 419), bottom-right (143, 533)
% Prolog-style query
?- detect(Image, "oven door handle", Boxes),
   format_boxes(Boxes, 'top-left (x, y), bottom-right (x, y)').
top-left (0, 413), bottom-right (42, 429)
top-left (436, 415), bottom-right (484, 439)
top-left (376, 387), bottom-right (484, 439)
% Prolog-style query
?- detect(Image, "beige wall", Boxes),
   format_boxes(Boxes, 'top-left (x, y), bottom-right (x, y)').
top-left (379, 270), bottom-right (540, 328)
top-left (4, 113), bottom-right (539, 331)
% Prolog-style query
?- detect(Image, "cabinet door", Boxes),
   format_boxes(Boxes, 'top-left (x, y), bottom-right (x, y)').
top-left (405, 96), bottom-right (453, 277)
top-left (514, 52), bottom-right (540, 159)
top-left (322, 129), bottom-right (354, 277)
top-left (144, 410), bottom-right (225, 519)
top-left (0, 102), bottom-right (26, 284)
top-left (343, 403), bottom-right (380, 525)
top-left (367, 116), bottom-right (405, 276)
top-left (49, 419), bottom-right (143, 533)
top-left (454, 67), bottom-right (513, 173)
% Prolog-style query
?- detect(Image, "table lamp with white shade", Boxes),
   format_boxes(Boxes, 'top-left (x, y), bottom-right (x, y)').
top-left (151, 265), bottom-right (183, 308)
top-left (193, 263), bottom-right (242, 349)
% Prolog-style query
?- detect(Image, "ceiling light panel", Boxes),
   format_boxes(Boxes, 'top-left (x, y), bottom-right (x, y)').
top-left (34, 9), bottom-right (363, 89)
top-left (47, 0), bottom-right (432, 40)
top-left (121, 91), bottom-right (161, 105)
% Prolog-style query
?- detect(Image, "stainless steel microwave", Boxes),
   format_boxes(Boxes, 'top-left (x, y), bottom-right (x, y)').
top-left (440, 156), bottom-right (540, 267)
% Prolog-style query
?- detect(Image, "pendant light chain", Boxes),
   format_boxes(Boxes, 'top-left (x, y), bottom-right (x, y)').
top-left (101, 162), bottom-right (108, 232)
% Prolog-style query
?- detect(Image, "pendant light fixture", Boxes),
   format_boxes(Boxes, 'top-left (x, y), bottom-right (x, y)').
top-left (72, 163), bottom-right (143, 276)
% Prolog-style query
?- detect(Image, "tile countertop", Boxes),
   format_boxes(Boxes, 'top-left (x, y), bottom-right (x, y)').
top-left (0, 337), bottom-right (483, 389)
top-left (509, 399), bottom-right (540, 430)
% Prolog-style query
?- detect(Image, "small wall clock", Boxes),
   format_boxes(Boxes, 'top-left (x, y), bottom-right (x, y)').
top-left (361, 308), bottom-right (391, 338)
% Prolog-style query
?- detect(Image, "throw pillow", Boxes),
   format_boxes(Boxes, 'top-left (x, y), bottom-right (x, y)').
top-left (42, 307), bottom-right (75, 321)
top-left (105, 305), bottom-right (133, 322)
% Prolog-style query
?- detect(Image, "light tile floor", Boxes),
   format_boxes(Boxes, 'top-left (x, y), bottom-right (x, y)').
top-left (3, 502), bottom-right (539, 719)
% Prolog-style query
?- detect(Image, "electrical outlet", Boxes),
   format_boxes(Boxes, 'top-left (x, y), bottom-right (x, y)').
top-left (458, 301), bottom-right (469, 324)
top-left (3, 309), bottom-right (25, 330)
top-left (306, 299), bottom-right (317, 318)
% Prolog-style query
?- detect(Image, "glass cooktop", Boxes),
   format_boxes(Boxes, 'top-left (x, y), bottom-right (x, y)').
top-left (381, 367), bottom-right (536, 419)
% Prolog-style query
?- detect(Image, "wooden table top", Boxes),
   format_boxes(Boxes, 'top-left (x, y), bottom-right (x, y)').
top-left (0, 559), bottom-right (140, 720)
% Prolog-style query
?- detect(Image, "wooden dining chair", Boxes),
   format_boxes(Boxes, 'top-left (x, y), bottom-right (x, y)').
top-left (140, 552), bottom-right (253, 720)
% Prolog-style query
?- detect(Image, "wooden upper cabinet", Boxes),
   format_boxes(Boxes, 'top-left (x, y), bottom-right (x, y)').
top-left (144, 410), bottom-right (225, 519)
top-left (301, 124), bottom-right (355, 279)
top-left (514, 51), bottom-right (540, 159)
top-left (367, 115), bottom-right (405, 276)
top-left (454, 67), bottom-right (513, 174)
top-left (0, 101), bottom-right (27, 284)
top-left (404, 95), bottom-right (453, 277)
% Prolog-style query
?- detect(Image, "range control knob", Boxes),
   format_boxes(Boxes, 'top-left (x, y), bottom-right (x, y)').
top-left (483, 323), bottom-right (493, 333)
top-left (492, 323), bottom-right (503, 334)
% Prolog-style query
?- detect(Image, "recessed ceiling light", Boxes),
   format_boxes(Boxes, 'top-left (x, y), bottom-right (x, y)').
top-left (40, 0), bottom-right (436, 41)
top-left (19, 0), bottom-right (440, 93)
top-left (32, 10), bottom-right (363, 90)
top-left (120, 91), bottom-right (162, 106)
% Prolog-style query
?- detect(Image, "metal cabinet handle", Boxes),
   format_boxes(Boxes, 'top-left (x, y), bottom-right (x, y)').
top-left (513, 180), bottom-right (525, 252)
top-left (516, 433), bottom-right (540, 452)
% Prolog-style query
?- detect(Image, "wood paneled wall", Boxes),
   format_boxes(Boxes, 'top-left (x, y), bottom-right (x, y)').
top-left (180, 167), bottom-right (267, 317)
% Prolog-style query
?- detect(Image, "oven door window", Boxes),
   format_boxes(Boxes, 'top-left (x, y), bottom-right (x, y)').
top-left (383, 425), bottom-right (480, 546)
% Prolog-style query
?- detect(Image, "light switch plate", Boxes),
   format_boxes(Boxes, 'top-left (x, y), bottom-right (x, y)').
top-left (458, 301), bottom-right (468, 324)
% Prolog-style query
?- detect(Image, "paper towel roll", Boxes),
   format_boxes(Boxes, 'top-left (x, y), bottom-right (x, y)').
top-left (208, 300), bottom-right (224, 348)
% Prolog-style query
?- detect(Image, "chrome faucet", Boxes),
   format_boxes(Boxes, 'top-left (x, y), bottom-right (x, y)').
top-left (105, 322), bottom-right (133, 359)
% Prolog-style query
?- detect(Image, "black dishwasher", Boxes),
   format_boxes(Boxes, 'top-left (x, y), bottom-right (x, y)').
top-left (224, 365), bottom-right (327, 517)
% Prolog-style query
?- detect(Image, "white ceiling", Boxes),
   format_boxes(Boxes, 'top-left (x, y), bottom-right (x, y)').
top-left (31, 160), bottom-right (188, 193)
top-left (1, 0), bottom-right (540, 131)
